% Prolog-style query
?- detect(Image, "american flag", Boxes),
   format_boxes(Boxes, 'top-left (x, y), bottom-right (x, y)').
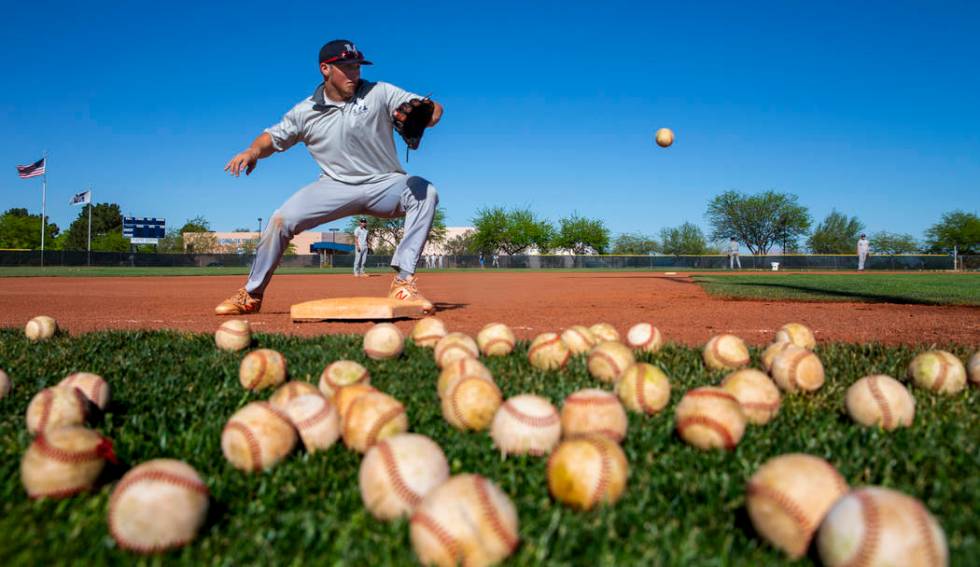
top-left (16, 158), bottom-right (46, 179)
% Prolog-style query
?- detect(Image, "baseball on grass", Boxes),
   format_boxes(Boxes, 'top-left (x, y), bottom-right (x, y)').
top-left (528, 332), bottom-right (571, 371)
top-left (437, 357), bottom-right (492, 399)
top-left (221, 402), bottom-right (297, 472)
top-left (476, 322), bottom-right (516, 357)
top-left (26, 386), bottom-right (88, 435)
top-left (655, 127), bottom-right (674, 148)
top-left (587, 341), bottom-right (636, 383)
top-left (589, 323), bottom-right (621, 343)
top-left (318, 360), bottom-right (370, 398)
top-left (363, 323), bottom-right (405, 360)
top-left (0, 368), bottom-right (9, 400)
top-left (616, 363), bottom-right (671, 415)
top-left (702, 334), bottom-right (750, 371)
top-left (626, 322), bottom-right (664, 353)
top-left (342, 392), bottom-right (408, 453)
top-left (561, 388), bottom-right (628, 442)
top-left (108, 459), bottom-right (209, 554)
top-left (441, 375), bottom-right (502, 431)
top-left (269, 380), bottom-right (321, 409)
top-left (214, 319), bottom-right (251, 352)
top-left (970, 351), bottom-right (980, 385)
top-left (907, 350), bottom-right (966, 394)
top-left (25, 315), bottom-right (57, 342)
top-left (334, 383), bottom-right (380, 419)
top-left (674, 387), bottom-right (746, 450)
top-left (359, 433), bottom-right (449, 520)
top-left (410, 474), bottom-right (519, 567)
top-left (282, 393), bottom-right (340, 452)
top-left (774, 322), bottom-right (816, 350)
top-left (491, 394), bottom-right (562, 456)
top-left (58, 371), bottom-right (110, 410)
top-left (817, 487), bottom-right (947, 567)
top-left (433, 332), bottom-right (479, 368)
top-left (845, 374), bottom-right (915, 430)
top-left (547, 434), bottom-right (629, 510)
top-left (720, 368), bottom-right (781, 425)
top-left (560, 325), bottom-right (596, 355)
top-left (761, 341), bottom-right (796, 372)
top-left (770, 346), bottom-right (825, 392)
top-left (746, 453), bottom-right (849, 559)
top-left (238, 348), bottom-right (287, 391)
top-left (410, 316), bottom-right (448, 348)
top-left (21, 426), bottom-right (115, 499)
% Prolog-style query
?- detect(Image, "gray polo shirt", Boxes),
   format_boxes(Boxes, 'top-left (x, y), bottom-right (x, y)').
top-left (354, 226), bottom-right (368, 247)
top-left (265, 80), bottom-right (421, 184)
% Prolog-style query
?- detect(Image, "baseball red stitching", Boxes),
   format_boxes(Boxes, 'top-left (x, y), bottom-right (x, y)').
top-left (450, 378), bottom-right (499, 429)
top-left (677, 416), bottom-right (735, 449)
top-left (413, 332), bottom-right (444, 345)
top-left (685, 389), bottom-right (738, 403)
top-left (437, 344), bottom-right (474, 366)
top-left (746, 481), bottom-right (812, 556)
top-left (785, 351), bottom-right (808, 390)
top-left (590, 350), bottom-right (623, 379)
top-left (563, 328), bottom-right (593, 350)
top-left (255, 401), bottom-right (293, 428)
top-left (323, 363), bottom-right (369, 390)
top-left (502, 400), bottom-right (559, 427)
top-left (565, 392), bottom-right (618, 405)
top-left (632, 371), bottom-right (650, 413)
top-left (528, 336), bottom-right (562, 363)
top-left (584, 437), bottom-right (611, 509)
top-left (35, 388), bottom-right (54, 432)
top-left (932, 356), bottom-right (948, 392)
top-left (32, 432), bottom-right (108, 463)
top-left (865, 376), bottom-right (893, 429)
top-left (246, 350), bottom-right (268, 390)
top-left (842, 490), bottom-right (880, 567)
top-left (411, 511), bottom-right (460, 564)
top-left (474, 475), bottom-right (518, 552)
top-left (293, 398), bottom-right (336, 430)
top-left (224, 421), bottom-right (261, 471)
top-left (108, 469), bottom-right (208, 554)
top-left (218, 322), bottom-right (250, 337)
top-left (911, 498), bottom-right (941, 567)
top-left (366, 403), bottom-right (406, 447)
top-left (482, 338), bottom-right (514, 355)
top-left (377, 440), bottom-right (423, 507)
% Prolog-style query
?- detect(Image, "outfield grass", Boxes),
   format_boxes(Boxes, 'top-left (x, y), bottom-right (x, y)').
top-left (694, 273), bottom-right (980, 306)
top-left (0, 331), bottom-right (977, 565)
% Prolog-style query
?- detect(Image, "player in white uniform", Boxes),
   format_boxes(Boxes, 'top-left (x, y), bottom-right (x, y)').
top-left (353, 218), bottom-right (369, 277)
top-left (857, 233), bottom-right (870, 270)
top-left (728, 237), bottom-right (741, 270)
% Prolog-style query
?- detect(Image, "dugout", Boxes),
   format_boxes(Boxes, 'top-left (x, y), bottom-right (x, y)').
top-left (310, 241), bottom-right (355, 268)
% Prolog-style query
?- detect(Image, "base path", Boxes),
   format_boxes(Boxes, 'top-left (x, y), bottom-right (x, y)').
top-left (0, 272), bottom-right (977, 345)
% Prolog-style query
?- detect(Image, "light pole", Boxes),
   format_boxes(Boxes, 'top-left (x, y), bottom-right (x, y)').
top-left (328, 228), bottom-right (339, 268)
top-left (257, 217), bottom-right (263, 235)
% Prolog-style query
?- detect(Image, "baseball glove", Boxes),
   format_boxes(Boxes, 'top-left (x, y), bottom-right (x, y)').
top-left (393, 98), bottom-right (435, 151)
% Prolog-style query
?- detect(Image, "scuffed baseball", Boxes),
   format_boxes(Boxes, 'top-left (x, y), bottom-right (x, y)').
top-left (442, 375), bottom-right (502, 431)
top-left (411, 317), bottom-right (448, 348)
top-left (771, 346), bottom-right (825, 392)
top-left (359, 433), bottom-right (449, 520)
top-left (675, 387), bottom-right (746, 450)
top-left (0, 368), bottom-right (9, 400)
top-left (477, 322), bottom-right (516, 357)
top-left (437, 357), bottom-right (493, 399)
top-left (25, 315), bottom-right (57, 342)
top-left (410, 474), bottom-right (519, 567)
top-left (561, 388), bottom-right (628, 442)
top-left (318, 360), bottom-right (370, 398)
top-left (58, 372), bottom-right (110, 410)
top-left (528, 332), bottom-right (571, 371)
top-left (343, 392), bottom-right (408, 453)
top-left (626, 322), bottom-right (664, 353)
top-left (761, 341), bottom-right (796, 373)
top-left (589, 323), bottom-right (620, 343)
top-left (845, 375), bottom-right (915, 430)
top-left (616, 363), bottom-right (671, 415)
top-left (907, 350), bottom-right (967, 394)
top-left (21, 426), bottom-right (115, 498)
top-left (334, 384), bottom-right (380, 419)
top-left (108, 459), bottom-right (209, 553)
top-left (363, 323), bottom-right (405, 360)
top-left (491, 394), bottom-right (561, 456)
top-left (746, 453), bottom-right (849, 558)
top-left (214, 319), bottom-right (251, 352)
top-left (283, 393), bottom-right (340, 452)
top-left (720, 368), bottom-right (781, 425)
top-left (560, 325), bottom-right (596, 355)
top-left (238, 348), bottom-right (287, 391)
top-left (221, 402), bottom-right (297, 472)
top-left (774, 322), bottom-right (816, 350)
top-left (970, 351), bottom-right (980, 386)
top-left (703, 334), bottom-right (750, 371)
top-left (26, 386), bottom-right (88, 435)
top-left (268, 381), bottom-right (320, 410)
top-left (817, 487), bottom-right (947, 567)
top-left (547, 434), bottom-right (629, 510)
top-left (433, 332), bottom-right (479, 369)
top-left (587, 341), bottom-right (635, 383)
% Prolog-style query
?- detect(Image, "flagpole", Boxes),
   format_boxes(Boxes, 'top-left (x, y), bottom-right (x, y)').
top-left (87, 188), bottom-right (93, 266)
top-left (40, 151), bottom-right (47, 267)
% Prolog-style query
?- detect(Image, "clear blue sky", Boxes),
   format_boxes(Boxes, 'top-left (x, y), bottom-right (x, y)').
top-left (2, 1), bottom-right (978, 243)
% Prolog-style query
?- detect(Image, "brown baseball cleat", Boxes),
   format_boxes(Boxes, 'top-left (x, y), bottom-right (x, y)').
top-left (214, 288), bottom-right (263, 315)
top-left (388, 275), bottom-right (434, 313)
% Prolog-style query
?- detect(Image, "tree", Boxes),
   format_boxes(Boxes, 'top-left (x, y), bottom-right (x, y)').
top-left (443, 230), bottom-right (477, 255)
top-left (62, 203), bottom-right (125, 251)
top-left (471, 206), bottom-right (554, 255)
top-left (180, 216), bottom-right (211, 233)
top-left (870, 231), bottom-right (920, 255)
top-left (345, 208), bottom-right (448, 252)
top-left (659, 222), bottom-right (709, 255)
top-left (0, 208), bottom-right (59, 249)
top-left (553, 214), bottom-right (610, 254)
top-left (807, 210), bottom-right (864, 254)
top-left (705, 190), bottom-right (812, 254)
top-left (168, 215), bottom-right (219, 253)
top-left (924, 210), bottom-right (979, 254)
top-left (91, 231), bottom-right (131, 252)
top-left (611, 232), bottom-right (660, 255)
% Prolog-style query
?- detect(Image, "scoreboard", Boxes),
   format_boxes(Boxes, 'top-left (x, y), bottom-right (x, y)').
top-left (123, 217), bottom-right (166, 245)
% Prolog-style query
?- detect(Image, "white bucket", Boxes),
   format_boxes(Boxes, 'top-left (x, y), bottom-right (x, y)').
top-left (771, 262), bottom-right (780, 271)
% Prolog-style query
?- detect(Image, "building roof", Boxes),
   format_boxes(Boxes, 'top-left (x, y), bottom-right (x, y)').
top-left (310, 241), bottom-right (355, 253)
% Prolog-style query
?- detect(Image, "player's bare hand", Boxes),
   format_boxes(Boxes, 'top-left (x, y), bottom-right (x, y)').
top-left (224, 149), bottom-right (259, 177)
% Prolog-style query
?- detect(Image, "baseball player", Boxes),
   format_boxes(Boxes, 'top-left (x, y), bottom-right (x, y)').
top-left (353, 218), bottom-right (369, 277)
top-left (215, 39), bottom-right (443, 315)
top-left (728, 236), bottom-right (741, 269)
top-left (857, 233), bottom-right (870, 270)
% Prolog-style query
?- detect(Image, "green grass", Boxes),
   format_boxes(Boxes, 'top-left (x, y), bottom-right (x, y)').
top-left (0, 330), bottom-right (977, 566)
top-left (694, 274), bottom-right (980, 306)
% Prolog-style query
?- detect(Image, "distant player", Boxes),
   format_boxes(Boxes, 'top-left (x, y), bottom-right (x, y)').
top-left (857, 233), bottom-right (870, 271)
top-left (728, 237), bottom-right (741, 270)
top-left (353, 218), bottom-right (368, 277)
top-left (215, 40), bottom-right (443, 315)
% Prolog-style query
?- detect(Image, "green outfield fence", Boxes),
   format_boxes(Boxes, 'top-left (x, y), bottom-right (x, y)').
top-left (0, 250), bottom-right (972, 270)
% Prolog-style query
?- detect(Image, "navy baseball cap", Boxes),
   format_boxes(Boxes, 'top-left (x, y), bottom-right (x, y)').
top-left (319, 40), bottom-right (373, 65)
